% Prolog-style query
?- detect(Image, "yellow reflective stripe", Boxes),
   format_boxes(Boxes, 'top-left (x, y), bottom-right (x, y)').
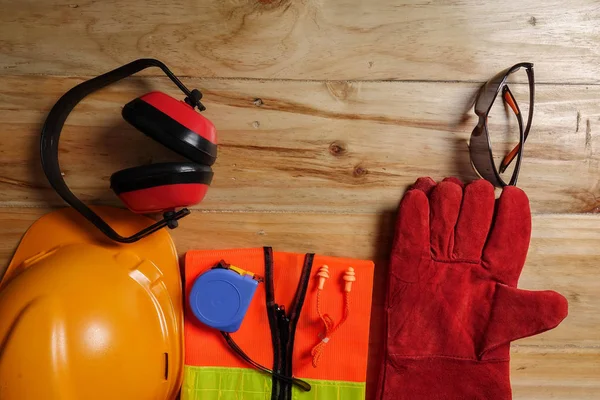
top-left (182, 365), bottom-right (366, 400)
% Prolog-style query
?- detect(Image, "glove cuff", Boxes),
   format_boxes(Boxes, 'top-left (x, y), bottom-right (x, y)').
top-left (377, 355), bottom-right (512, 400)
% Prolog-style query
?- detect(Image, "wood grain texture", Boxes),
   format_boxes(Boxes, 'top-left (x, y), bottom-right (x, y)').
top-left (1, 75), bottom-right (598, 213)
top-left (1, 0), bottom-right (600, 82)
top-left (511, 351), bottom-right (600, 400)
top-left (1, 208), bottom-right (599, 399)
top-left (1, 1), bottom-right (599, 397)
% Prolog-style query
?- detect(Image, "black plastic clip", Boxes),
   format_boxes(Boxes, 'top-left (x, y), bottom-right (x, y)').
top-left (185, 89), bottom-right (206, 111)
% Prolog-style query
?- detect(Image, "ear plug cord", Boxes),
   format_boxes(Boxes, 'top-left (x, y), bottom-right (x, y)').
top-left (311, 266), bottom-right (355, 368)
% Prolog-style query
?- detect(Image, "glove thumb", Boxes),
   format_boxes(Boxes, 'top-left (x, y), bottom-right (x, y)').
top-left (479, 284), bottom-right (568, 359)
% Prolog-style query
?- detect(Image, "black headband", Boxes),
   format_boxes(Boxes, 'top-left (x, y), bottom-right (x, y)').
top-left (40, 58), bottom-right (203, 243)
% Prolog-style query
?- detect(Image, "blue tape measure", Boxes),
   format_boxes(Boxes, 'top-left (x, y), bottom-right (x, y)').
top-left (188, 261), bottom-right (260, 333)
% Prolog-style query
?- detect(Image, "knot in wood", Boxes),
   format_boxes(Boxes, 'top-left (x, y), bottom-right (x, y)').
top-left (329, 141), bottom-right (347, 156)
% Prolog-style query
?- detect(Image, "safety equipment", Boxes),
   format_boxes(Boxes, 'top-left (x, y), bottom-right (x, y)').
top-left (40, 58), bottom-right (217, 243)
top-left (0, 206), bottom-right (184, 400)
top-left (189, 261), bottom-right (261, 333)
top-left (376, 177), bottom-right (568, 400)
top-left (183, 248), bottom-right (375, 400)
top-left (310, 265), bottom-right (354, 368)
top-left (188, 260), bottom-right (311, 392)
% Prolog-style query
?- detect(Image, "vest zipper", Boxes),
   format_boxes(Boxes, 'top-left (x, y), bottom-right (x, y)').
top-left (263, 247), bottom-right (314, 400)
top-left (264, 247), bottom-right (282, 400)
top-left (277, 303), bottom-right (291, 398)
top-left (281, 253), bottom-right (314, 400)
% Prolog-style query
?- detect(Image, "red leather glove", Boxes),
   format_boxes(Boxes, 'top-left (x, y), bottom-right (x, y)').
top-left (377, 177), bottom-right (568, 400)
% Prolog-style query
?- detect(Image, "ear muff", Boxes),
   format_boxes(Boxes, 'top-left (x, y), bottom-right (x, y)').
top-left (123, 92), bottom-right (218, 166)
top-left (110, 163), bottom-right (213, 214)
top-left (40, 58), bottom-right (216, 243)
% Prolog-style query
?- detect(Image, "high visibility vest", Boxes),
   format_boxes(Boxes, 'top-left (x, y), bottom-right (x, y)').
top-left (183, 247), bottom-right (374, 400)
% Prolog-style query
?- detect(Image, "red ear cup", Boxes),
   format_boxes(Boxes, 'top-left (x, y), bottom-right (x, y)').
top-left (123, 92), bottom-right (218, 166)
top-left (110, 163), bottom-right (213, 213)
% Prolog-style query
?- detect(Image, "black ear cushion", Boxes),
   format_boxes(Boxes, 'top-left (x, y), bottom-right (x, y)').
top-left (123, 97), bottom-right (217, 166)
top-left (110, 162), bottom-right (213, 194)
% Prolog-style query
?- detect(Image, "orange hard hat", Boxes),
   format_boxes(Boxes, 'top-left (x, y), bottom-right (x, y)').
top-left (0, 207), bottom-right (183, 400)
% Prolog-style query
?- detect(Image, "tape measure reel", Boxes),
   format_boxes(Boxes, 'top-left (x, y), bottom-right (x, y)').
top-left (188, 261), bottom-right (260, 333)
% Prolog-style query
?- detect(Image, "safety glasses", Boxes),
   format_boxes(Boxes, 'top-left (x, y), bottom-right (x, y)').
top-left (469, 63), bottom-right (535, 187)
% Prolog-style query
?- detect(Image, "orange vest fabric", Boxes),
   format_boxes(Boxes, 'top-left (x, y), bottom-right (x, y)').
top-left (183, 248), bottom-right (374, 399)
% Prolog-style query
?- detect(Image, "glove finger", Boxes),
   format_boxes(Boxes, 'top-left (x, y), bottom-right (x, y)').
top-left (442, 177), bottom-right (465, 188)
top-left (482, 186), bottom-right (531, 286)
top-left (411, 177), bottom-right (436, 195)
top-left (480, 284), bottom-right (568, 359)
top-left (429, 180), bottom-right (463, 259)
top-left (390, 189), bottom-right (431, 283)
top-left (453, 180), bottom-right (495, 260)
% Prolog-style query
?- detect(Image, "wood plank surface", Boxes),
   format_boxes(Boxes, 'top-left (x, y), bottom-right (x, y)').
top-left (1, 75), bottom-right (599, 213)
top-left (511, 351), bottom-right (600, 400)
top-left (1, 208), bottom-right (599, 399)
top-left (1, 0), bottom-right (600, 83)
top-left (1, 1), bottom-right (598, 398)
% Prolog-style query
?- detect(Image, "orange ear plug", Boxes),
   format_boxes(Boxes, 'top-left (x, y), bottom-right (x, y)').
top-left (343, 267), bottom-right (356, 292)
top-left (317, 265), bottom-right (330, 290)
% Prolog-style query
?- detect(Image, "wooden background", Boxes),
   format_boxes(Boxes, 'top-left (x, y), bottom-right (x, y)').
top-left (1, 0), bottom-right (599, 398)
